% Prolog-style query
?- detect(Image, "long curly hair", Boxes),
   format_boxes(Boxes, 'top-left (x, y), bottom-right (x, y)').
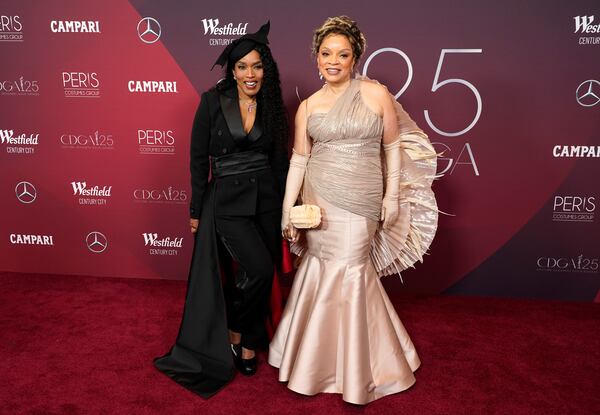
top-left (214, 44), bottom-right (289, 153)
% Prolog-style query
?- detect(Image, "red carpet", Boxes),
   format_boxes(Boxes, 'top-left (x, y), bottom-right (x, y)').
top-left (1, 271), bottom-right (598, 415)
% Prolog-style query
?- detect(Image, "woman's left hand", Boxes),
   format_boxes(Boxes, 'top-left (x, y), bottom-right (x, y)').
top-left (381, 197), bottom-right (399, 229)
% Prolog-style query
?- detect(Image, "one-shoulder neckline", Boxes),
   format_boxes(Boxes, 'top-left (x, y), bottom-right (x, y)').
top-left (307, 79), bottom-right (356, 120)
top-left (307, 79), bottom-right (382, 121)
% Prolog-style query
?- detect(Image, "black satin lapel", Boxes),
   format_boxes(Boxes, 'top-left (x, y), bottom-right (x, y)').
top-left (247, 110), bottom-right (263, 143)
top-left (219, 93), bottom-right (246, 147)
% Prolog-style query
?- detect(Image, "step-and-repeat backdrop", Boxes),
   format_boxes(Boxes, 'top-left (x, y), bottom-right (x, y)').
top-left (1, 0), bottom-right (598, 301)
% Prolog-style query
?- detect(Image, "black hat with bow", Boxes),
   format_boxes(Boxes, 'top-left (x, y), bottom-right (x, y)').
top-left (212, 21), bottom-right (270, 70)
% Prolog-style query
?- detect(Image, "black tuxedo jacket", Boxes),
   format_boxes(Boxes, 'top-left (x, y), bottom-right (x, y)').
top-left (189, 85), bottom-right (288, 219)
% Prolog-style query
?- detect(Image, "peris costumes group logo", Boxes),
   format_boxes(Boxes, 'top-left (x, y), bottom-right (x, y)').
top-left (552, 195), bottom-right (595, 222)
top-left (137, 129), bottom-right (175, 154)
top-left (62, 72), bottom-right (100, 98)
top-left (0, 15), bottom-right (23, 41)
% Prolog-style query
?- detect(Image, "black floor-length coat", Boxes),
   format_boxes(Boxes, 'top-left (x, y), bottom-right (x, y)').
top-left (154, 84), bottom-right (288, 397)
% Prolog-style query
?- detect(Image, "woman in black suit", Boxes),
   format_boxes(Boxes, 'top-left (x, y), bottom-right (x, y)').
top-left (154, 22), bottom-right (288, 398)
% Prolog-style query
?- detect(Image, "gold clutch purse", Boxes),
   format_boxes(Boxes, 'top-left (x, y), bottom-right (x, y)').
top-left (290, 204), bottom-right (321, 229)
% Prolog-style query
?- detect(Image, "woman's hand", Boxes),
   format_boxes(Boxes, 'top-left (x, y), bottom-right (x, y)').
top-left (381, 139), bottom-right (402, 229)
top-left (381, 196), bottom-right (400, 229)
top-left (281, 210), bottom-right (298, 242)
top-left (190, 218), bottom-right (199, 234)
top-left (280, 100), bottom-right (312, 244)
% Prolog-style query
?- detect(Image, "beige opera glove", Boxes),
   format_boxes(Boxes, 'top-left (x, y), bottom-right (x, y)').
top-left (281, 150), bottom-right (309, 241)
top-left (381, 139), bottom-right (402, 229)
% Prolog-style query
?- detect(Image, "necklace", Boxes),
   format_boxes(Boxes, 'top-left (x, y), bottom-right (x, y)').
top-left (240, 99), bottom-right (257, 113)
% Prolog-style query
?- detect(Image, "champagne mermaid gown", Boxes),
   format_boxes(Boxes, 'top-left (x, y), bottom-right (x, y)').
top-left (268, 79), bottom-right (438, 404)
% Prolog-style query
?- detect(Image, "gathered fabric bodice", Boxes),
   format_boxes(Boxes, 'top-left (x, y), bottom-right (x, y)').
top-left (306, 79), bottom-right (384, 221)
top-left (292, 77), bottom-right (439, 278)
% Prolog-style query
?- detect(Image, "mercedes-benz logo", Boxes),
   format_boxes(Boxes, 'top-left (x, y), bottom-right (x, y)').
top-left (15, 181), bottom-right (37, 203)
top-left (86, 231), bottom-right (108, 253)
top-left (576, 80), bottom-right (600, 107)
top-left (137, 17), bottom-right (161, 44)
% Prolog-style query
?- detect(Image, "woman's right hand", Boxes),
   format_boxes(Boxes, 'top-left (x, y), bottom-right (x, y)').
top-left (190, 218), bottom-right (199, 234)
top-left (280, 101), bottom-right (312, 244)
top-left (281, 210), bottom-right (298, 242)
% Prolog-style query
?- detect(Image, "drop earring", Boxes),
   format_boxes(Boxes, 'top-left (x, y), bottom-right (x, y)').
top-left (318, 71), bottom-right (323, 80)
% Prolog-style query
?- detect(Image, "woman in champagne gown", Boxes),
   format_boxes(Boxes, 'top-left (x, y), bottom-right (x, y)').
top-left (268, 16), bottom-right (438, 404)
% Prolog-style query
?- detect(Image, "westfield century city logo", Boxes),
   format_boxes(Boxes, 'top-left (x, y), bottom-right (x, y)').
top-left (574, 15), bottom-right (600, 33)
top-left (71, 181), bottom-right (112, 196)
top-left (201, 18), bottom-right (248, 35)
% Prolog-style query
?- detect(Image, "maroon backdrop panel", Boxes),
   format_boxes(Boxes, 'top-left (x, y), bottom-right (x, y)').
top-left (1, 0), bottom-right (598, 300)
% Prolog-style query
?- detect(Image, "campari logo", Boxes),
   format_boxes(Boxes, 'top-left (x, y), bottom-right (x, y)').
top-left (62, 72), bottom-right (100, 98)
top-left (0, 15), bottom-right (23, 42)
top-left (10, 233), bottom-right (54, 246)
top-left (0, 76), bottom-right (39, 96)
top-left (552, 195), bottom-right (595, 222)
top-left (552, 145), bottom-right (600, 158)
top-left (133, 187), bottom-right (187, 204)
top-left (60, 131), bottom-right (114, 150)
top-left (71, 181), bottom-right (112, 205)
top-left (537, 255), bottom-right (599, 274)
top-left (142, 233), bottom-right (183, 256)
top-left (51, 20), bottom-right (100, 33)
top-left (201, 18), bottom-right (248, 46)
top-left (0, 129), bottom-right (39, 154)
top-left (128, 80), bottom-right (178, 93)
top-left (137, 129), bottom-right (175, 155)
top-left (573, 15), bottom-right (600, 45)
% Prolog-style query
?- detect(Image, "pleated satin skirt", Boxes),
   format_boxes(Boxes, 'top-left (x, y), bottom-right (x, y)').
top-left (268, 191), bottom-right (420, 404)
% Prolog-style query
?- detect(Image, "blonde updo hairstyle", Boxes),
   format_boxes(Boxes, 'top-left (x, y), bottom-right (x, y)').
top-left (312, 16), bottom-right (367, 67)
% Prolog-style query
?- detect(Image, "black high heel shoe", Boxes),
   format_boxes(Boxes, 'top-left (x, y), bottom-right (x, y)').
top-left (232, 346), bottom-right (257, 376)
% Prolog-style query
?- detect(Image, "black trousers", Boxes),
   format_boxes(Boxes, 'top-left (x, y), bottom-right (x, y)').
top-left (215, 210), bottom-right (280, 350)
